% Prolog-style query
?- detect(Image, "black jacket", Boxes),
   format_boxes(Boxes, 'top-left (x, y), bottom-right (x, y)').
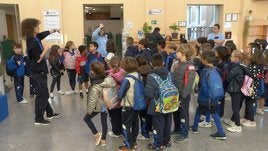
top-left (27, 31), bottom-right (50, 74)
top-left (49, 57), bottom-right (64, 76)
top-left (145, 67), bottom-right (169, 115)
top-left (125, 45), bottom-right (139, 58)
top-left (226, 63), bottom-right (251, 93)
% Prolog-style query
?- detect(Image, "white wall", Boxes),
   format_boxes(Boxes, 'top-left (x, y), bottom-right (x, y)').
top-left (0, 9), bottom-right (8, 41)
top-left (84, 20), bottom-right (123, 41)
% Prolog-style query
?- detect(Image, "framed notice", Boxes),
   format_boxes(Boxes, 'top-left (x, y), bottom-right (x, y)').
top-left (225, 13), bottom-right (232, 22)
top-left (178, 21), bottom-right (186, 27)
top-left (232, 13), bottom-right (238, 22)
top-left (43, 10), bottom-right (61, 41)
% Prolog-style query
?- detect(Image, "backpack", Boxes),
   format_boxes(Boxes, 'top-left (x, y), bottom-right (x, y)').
top-left (150, 73), bottom-right (179, 113)
top-left (6, 57), bottom-right (15, 77)
top-left (199, 67), bottom-right (224, 103)
top-left (221, 62), bottom-right (230, 82)
top-left (125, 74), bottom-right (147, 111)
top-left (103, 81), bottom-right (119, 109)
top-left (240, 75), bottom-right (254, 97)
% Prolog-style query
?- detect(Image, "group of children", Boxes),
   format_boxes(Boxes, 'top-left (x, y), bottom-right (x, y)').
top-left (6, 36), bottom-right (268, 151)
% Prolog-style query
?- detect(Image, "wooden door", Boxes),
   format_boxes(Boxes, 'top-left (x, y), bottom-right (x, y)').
top-left (5, 15), bottom-right (14, 40)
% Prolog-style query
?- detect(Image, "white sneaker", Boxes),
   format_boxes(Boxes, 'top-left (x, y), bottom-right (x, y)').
top-left (223, 119), bottom-right (235, 126)
top-left (256, 108), bottom-right (264, 115)
top-left (50, 93), bottom-right (54, 98)
top-left (108, 131), bottom-right (122, 138)
top-left (65, 90), bottom-right (74, 95)
top-left (58, 90), bottom-right (65, 95)
top-left (137, 134), bottom-right (149, 140)
top-left (241, 120), bottom-right (256, 127)
top-left (198, 121), bottom-right (212, 128)
top-left (227, 125), bottom-right (242, 133)
top-left (74, 90), bottom-right (79, 94)
top-left (19, 99), bottom-right (28, 104)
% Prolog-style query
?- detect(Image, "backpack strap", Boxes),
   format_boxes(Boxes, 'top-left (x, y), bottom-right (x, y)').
top-left (150, 73), bottom-right (163, 86)
top-left (184, 65), bottom-right (195, 86)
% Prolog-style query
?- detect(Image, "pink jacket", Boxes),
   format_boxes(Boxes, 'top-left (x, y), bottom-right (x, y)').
top-left (63, 50), bottom-right (79, 70)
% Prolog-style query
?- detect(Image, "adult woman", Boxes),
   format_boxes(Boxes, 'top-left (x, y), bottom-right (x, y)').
top-left (92, 23), bottom-right (108, 57)
top-left (21, 18), bottom-right (59, 125)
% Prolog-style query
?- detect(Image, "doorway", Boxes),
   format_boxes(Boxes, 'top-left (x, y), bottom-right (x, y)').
top-left (83, 4), bottom-right (124, 57)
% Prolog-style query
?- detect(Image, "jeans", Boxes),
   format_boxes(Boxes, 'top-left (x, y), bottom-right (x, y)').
top-left (67, 69), bottom-right (76, 90)
top-left (50, 75), bottom-right (61, 92)
top-left (14, 77), bottom-right (24, 102)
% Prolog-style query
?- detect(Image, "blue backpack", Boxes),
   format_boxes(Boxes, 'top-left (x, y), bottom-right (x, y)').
top-left (150, 73), bottom-right (179, 113)
top-left (125, 74), bottom-right (147, 111)
top-left (198, 67), bottom-right (224, 104)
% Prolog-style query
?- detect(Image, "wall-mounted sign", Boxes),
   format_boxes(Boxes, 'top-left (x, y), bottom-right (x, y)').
top-left (43, 10), bottom-right (61, 41)
top-left (151, 20), bottom-right (158, 25)
top-left (178, 21), bottom-right (186, 27)
top-left (148, 9), bottom-right (163, 15)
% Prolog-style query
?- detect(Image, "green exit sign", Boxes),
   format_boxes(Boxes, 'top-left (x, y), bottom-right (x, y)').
top-left (151, 20), bottom-right (158, 25)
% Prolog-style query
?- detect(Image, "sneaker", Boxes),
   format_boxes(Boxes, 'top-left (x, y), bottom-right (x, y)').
top-left (108, 131), bottom-right (121, 138)
top-left (241, 120), bottom-right (256, 127)
top-left (240, 118), bottom-right (247, 123)
top-left (223, 119), bottom-right (235, 126)
top-left (50, 93), bottom-right (54, 98)
top-left (210, 132), bottom-right (227, 140)
top-left (100, 139), bottom-right (106, 147)
top-left (123, 141), bottom-right (137, 149)
top-left (118, 145), bottom-right (135, 151)
top-left (198, 121), bottom-right (212, 128)
top-left (65, 90), bottom-right (74, 95)
top-left (190, 126), bottom-right (198, 134)
top-left (80, 92), bottom-right (84, 98)
top-left (58, 90), bottom-right (65, 95)
top-left (34, 119), bottom-right (50, 125)
top-left (137, 134), bottom-right (149, 140)
top-left (256, 108), bottom-right (264, 115)
top-left (227, 125), bottom-right (242, 133)
top-left (162, 142), bottom-right (172, 148)
top-left (147, 143), bottom-right (163, 151)
top-left (74, 90), bottom-right (79, 94)
top-left (19, 99), bottom-right (28, 104)
top-left (174, 135), bottom-right (188, 143)
top-left (47, 113), bottom-right (60, 120)
top-left (95, 132), bottom-right (102, 146)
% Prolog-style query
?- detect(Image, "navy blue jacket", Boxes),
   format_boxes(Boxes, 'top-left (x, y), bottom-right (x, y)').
top-left (164, 52), bottom-right (176, 71)
top-left (85, 51), bottom-right (104, 74)
top-left (145, 67), bottom-right (169, 115)
top-left (7, 55), bottom-right (25, 78)
top-left (136, 48), bottom-right (153, 63)
top-left (125, 45), bottom-right (139, 58)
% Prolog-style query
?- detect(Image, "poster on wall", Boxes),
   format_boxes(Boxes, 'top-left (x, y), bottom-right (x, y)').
top-left (148, 9), bottom-right (163, 15)
top-left (43, 10), bottom-right (61, 41)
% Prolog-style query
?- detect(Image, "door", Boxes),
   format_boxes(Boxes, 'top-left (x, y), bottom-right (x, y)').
top-left (6, 14), bottom-right (14, 40)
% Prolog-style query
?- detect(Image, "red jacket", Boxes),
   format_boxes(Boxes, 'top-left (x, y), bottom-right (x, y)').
top-left (75, 55), bottom-right (87, 75)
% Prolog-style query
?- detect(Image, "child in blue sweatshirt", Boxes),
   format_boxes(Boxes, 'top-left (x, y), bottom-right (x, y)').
top-left (7, 42), bottom-right (27, 104)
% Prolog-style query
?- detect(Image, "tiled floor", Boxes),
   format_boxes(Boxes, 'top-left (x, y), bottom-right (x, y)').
top-left (0, 75), bottom-right (268, 151)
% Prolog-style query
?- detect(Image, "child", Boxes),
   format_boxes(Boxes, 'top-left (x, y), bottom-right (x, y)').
top-left (7, 42), bottom-right (27, 104)
top-left (137, 38), bottom-right (154, 63)
top-left (172, 44), bottom-right (196, 143)
top-left (84, 62), bottom-right (115, 146)
top-left (49, 45), bottom-right (65, 98)
top-left (157, 40), bottom-right (168, 63)
top-left (76, 45), bottom-right (89, 98)
top-left (165, 44), bottom-right (177, 72)
top-left (136, 56), bottom-right (153, 140)
top-left (191, 51), bottom-right (227, 140)
top-left (145, 53), bottom-right (173, 150)
top-left (241, 49), bottom-right (264, 127)
top-left (106, 56), bottom-right (125, 138)
top-left (125, 37), bottom-right (139, 58)
top-left (117, 57), bottom-right (140, 151)
top-left (86, 42), bottom-right (105, 75)
top-left (105, 40), bottom-right (116, 63)
top-left (224, 50), bottom-right (249, 133)
top-left (63, 41), bottom-right (78, 95)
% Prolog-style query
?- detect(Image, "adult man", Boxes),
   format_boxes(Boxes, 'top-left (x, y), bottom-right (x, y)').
top-left (208, 24), bottom-right (225, 46)
top-left (149, 27), bottom-right (164, 53)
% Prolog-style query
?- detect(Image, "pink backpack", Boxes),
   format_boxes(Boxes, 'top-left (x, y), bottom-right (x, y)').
top-left (240, 75), bottom-right (254, 96)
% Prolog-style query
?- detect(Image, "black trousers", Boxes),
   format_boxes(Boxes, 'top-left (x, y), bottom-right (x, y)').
top-left (108, 108), bottom-right (122, 135)
top-left (173, 109), bottom-right (181, 132)
top-left (152, 113), bottom-right (172, 148)
top-left (230, 92), bottom-right (243, 126)
top-left (122, 108), bottom-right (139, 148)
top-left (180, 95), bottom-right (190, 137)
top-left (139, 108), bottom-right (152, 138)
top-left (50, 75), bottom-right (61, 92)
top-left (84, 112), bottom-right (108, 140)
top-left (219, 94), bottom-right (225, 118)
top-left (67, 69), bottom-right (76, 90)
top-left (29, 76), bottom-right (36, 95)
top-left (33, 74), bottom-right (54, 122)
top-left (240, 96), bottom-right (255, 121)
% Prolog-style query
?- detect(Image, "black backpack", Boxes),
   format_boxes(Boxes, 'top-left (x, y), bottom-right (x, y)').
top-left (6, 57), bottom-right (15, 77)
